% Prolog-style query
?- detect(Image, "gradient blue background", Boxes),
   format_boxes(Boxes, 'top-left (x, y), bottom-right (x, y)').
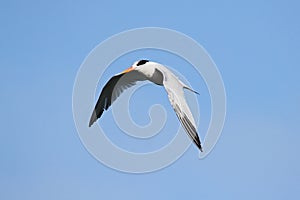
top-left (1, 0), bottom-right (299, 199)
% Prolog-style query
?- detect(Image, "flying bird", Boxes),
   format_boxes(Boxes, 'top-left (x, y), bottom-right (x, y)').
top-left (89, 60), bottom-right (203, 152)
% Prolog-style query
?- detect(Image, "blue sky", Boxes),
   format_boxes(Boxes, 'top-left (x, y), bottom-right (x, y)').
top-left (1, 0), bottom-right (299, 199)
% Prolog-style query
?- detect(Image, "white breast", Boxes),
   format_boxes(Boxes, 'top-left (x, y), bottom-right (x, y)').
top-left (137, 63), bottom-right (164, 85)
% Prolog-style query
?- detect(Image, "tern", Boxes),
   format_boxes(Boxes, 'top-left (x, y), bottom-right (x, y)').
top-left (89, 60), bottom-right (203, 152)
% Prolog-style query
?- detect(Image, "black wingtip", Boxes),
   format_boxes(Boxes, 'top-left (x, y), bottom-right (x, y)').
top-left (198, 143), bottom-right (203, 152)
top-left (89, 111), bottom-right (97, 127)
top-left (194, 134), bottom-right (203, 152)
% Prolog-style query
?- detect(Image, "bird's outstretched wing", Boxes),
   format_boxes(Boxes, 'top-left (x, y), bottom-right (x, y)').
top-left (162, 70), bottom-right (202, 151)
top-left (89, 70), bottom-right (146, 127)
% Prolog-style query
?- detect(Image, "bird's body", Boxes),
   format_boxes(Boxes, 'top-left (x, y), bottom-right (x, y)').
top-left (89, 60), bottom-right (203, 151)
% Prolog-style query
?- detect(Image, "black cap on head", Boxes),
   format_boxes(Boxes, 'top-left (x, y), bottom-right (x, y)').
top-left (136, 60), bottom-right (149, 66)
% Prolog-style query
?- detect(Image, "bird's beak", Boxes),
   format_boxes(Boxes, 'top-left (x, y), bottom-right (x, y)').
top-left (121, 66), bottom-right (134, 74)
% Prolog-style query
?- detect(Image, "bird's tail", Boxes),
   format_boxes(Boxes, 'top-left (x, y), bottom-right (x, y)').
top-left (180, 80), bottom-right (199, 95)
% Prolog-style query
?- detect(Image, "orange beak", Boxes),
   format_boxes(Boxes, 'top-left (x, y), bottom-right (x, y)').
top-left (121, 66), bottom-right (134, 74)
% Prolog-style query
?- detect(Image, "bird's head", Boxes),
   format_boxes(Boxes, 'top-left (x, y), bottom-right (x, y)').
top-left (121, 60), bottom-right (150, 74)
top-left (133, 59), bottom-right (150, 67)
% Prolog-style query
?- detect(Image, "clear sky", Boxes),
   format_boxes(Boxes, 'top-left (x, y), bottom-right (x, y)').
top-left (1, 0), bottom-right (299, 199)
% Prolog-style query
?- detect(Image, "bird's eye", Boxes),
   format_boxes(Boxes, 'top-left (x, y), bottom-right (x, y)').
top-left (136, 60), bottom-right (149, 66)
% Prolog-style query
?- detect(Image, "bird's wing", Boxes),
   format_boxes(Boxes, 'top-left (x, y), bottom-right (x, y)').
top-left (89, 70), bottom-right (146, 127)
top-left (162, 70), bottom-right (202, 151)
